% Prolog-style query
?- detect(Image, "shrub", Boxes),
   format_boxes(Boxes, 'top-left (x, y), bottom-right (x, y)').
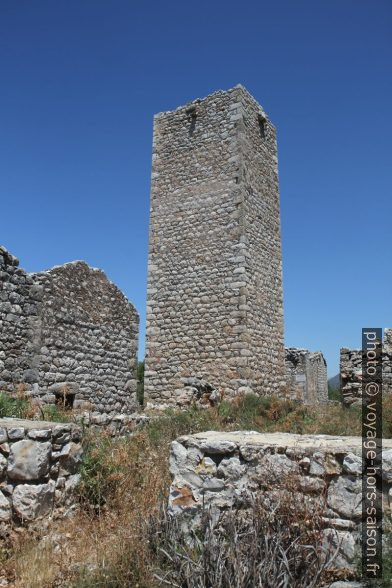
top-left (137, 360), bottom-right (145, 405)
top-left (328, 385), bottom-right (342, 402)
top-left (78, 435), bottom-right (124, 509)
top-left (0, 392), bottom-right (30, 419)
top-left (150, 495), bottom-right (332, 588)
top-left (39, 403), bottom-right (73, 423)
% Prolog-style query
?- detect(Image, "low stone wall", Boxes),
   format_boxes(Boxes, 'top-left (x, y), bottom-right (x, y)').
top-left (169, 431), bottom-right (392, 570)
top-left (78, 411), bottom-right (149, 436)
top-left (0, 418), bottom-right (82, 527)
top-left (285, 348), bottom-right (328, 403)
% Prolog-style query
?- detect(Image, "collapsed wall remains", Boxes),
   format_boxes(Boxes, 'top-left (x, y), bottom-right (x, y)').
top-left (285, 348), bottom-right (328, 403)
top-left (0, 246), bottom-right (139, 415)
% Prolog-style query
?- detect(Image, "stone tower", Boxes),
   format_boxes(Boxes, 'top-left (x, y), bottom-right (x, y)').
top-left (144, 85), bottom-right (285, 407)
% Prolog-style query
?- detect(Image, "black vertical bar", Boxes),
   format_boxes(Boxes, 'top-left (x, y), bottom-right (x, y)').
top-left (362, 328), bottom-right (383, 579)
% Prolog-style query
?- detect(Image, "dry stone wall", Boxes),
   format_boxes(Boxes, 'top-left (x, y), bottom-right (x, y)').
top-left (33, 262), bottom-right (139, 414)
top-left (285, 348), bottom-right (328, 403)
top-left (0, 246), bottom-right (42, 394)
top-left (0, 247), bottom-right (139, 416)
top-left (169, 431), bottom-right (392, 571)
top-left (340, 328), bottom-right (392, 406)
top-left (0, 417), bottom-right (82, 526)
top-left (145, 85), bottom-right (285, 407)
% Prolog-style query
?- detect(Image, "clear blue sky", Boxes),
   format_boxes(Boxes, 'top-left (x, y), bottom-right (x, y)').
top-left (1, 1), bottom-right (391, 377)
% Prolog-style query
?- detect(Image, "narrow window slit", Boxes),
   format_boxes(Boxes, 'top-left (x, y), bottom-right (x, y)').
top-left (258, 113), bottom-right (266, 139)
top-left (186, 106), bottom-right (197, 136)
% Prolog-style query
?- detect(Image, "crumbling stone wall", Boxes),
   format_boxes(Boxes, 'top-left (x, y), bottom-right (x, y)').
top-left (384, 328), bottom-right (392, 393)
top-left (340, 328), bottom-right (392, 406)
top-left (0, 418), bottom-right (82, 525)
top-left (33, 262), bottom-right (139, 414)
top-left (169, 430), bottom-right (392, 571)
top-left (145, 85), bottom-right (285, 407)
top-left (0, 247), bottom-right (139, 415)
top-left (0, 247), bottom-right (42, 394)
top-left (285, 348), bottom-right (328, 403)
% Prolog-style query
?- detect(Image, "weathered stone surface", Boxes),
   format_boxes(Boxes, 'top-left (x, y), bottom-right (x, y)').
top-left (340, 329), bottom-right (392, 405)
top-left (8, 440), bottom-right (51, 481)
top-left (7, 427), bottom-right (25, 440)
top-left (27, 429), bottom-right (52, 441)
top-left (12, 482), bottom-right (54, 520)
top-left (0, 418), bottom-right (83, 525)
top-left (0, 453), bottom-right (7, 475)
top-left (59, 442), bottom-right (83, 475)
top-left (168, 431), bottom-right (392, 571)
top-left (342, 453), bottom-right (362, 476)
top-left (327, 476), bottom-right (362, 519)
top-left (322, 529), bottom-right (356, 569)
top-left (285, 348), bottom-right (328, 403)
top-left (145, 86), bottom-right (285, 407)
top-left (0, 490), bottom-right (11, 522)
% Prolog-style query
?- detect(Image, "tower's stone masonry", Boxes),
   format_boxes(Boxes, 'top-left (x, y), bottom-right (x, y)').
top-left (340, 328), bottom-right (392, 406)
top-left (145, 86), bottom-right (285, 406)
top-left (0, 246), bottom-right (139, 416)
top-left (285, 348), bottom-right (328, 403)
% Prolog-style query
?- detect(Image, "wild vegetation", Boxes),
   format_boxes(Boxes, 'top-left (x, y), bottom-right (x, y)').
top-left (0, 390), bottom-right (76, 423)
top-left (1, 393), bottom-right (391, 586)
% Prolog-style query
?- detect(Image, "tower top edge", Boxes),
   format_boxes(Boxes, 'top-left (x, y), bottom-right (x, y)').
top-left (153, 84), bottom-right (274, 126)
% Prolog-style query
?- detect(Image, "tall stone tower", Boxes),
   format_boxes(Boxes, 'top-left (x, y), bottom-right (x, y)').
top-left (145, 85), bottom-right (285, 407)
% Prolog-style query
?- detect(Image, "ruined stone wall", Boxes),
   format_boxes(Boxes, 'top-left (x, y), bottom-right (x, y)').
top-left (0, 418), bottom-right (82, 525)
top-left (340, 328), bottom-right (392, 406)
top-left (340, 348), bottom-right (362, 406)
top-left (0, 247), bottom-right (42, 394)
top-left (0, 247), bottom-right (139, 415)
top-left (169, 430), bottom-right (392, 571)
top-left (285, 348), bottom-right (328, 403)
top-left (384, 328), bottom-right (392, 393)
top-left (145, 86), bottom-right (285, 407)
top-left (33, 262), bottom-right (139, 414)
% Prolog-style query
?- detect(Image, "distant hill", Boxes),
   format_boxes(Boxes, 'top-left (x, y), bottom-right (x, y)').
top-left (328, 373), bottom-right (340, 391)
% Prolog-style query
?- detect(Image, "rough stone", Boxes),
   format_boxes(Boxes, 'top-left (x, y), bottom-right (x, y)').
top-left (8, 440), bottom-right (51, 481)
top-left (285, 348), bottom-right (328, 403)
top-left (0, 491), bottom-right (11, 522)
top-left (12, 482), bottom-right (54, 521)
top-left (342, 453), bottom-right (362, 476)
top-left (327, 476), bottom-right (362, 519)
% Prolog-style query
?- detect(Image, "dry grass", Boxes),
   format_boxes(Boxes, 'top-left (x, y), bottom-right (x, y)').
top-left (1, 394), bottom-right (391, 587)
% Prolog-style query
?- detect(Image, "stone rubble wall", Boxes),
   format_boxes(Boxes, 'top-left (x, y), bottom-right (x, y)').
top-left (285, 348), bottom-right (328, 403)
top-left (169, 431), bottom-right (392, 571)
top-left (340, 328), bottom-right (392, 406)
top-left (145, 85), bottom-right (285, 408)
top-left (33, 262), bottom-right (139, 414)
top-left (0, 246), bottom-right (42, 394)
top-left (0, 246), bottom-right (139, 416)
top-left (0, 418), bottom-right (82, 526)
top-left (78, 411), bottom-right (149, 437)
